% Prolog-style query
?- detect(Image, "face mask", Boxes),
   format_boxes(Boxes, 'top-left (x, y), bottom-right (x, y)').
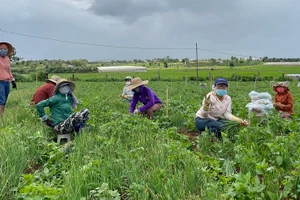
top-left (125, 81), bottom-right (131, 86)
top-left (276, 87), bottom-right (286, 94)
top-left (133, 87), bottom-right (140, 93)
top-left (215, 89), bottom-right (227, 97)
top-left (0, 49), bottom-right (8, 57)
top-left (59, 85), bottom-right (70, 94)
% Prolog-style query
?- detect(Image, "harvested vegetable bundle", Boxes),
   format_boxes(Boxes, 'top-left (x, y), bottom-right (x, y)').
top-left (222, 120), bottom-right (241, 142)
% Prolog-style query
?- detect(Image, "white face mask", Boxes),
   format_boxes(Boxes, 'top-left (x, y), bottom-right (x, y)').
top-left (125, 81), bottom-right (131, 86)
top-left (59, 85), bottom-right (70, 94)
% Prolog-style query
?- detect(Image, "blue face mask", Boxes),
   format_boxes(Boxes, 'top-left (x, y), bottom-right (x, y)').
top-left (215, 89), bottom-right (227, 96)
top-left (0, 49), bottom-right (8, 57)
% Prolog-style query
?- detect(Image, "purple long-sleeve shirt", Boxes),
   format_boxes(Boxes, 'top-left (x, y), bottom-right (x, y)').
top-left (130, 85), bottom-right (162, 114)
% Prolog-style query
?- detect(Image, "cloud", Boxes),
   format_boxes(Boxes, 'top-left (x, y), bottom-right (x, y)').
top-left (88, 0), bottom-right (240, 24)
top-left (1, 0), bottom-right (300, 60)
top-left (89, 0), bottom-right (168, 23)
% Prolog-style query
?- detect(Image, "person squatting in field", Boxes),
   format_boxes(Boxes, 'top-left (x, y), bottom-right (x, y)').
top-left (127, 77), bottom-right (162, 120)
top-left (36, 79), bottom-right (89, 135)
top-left (31, 75), bottom-right (61, 105)
top-left (272, 81), bottom-right (293, 119)
top-left (195, 77), bottom-right (249, 140)
top-left (120, 76), bottom-right (134, 103)
top-left (0, 41), bottom-right (17, 117)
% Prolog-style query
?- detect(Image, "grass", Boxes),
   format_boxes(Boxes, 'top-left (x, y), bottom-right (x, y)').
top-left (0, 80), bottom-right (300, 199)
top-left (52, 65), bottom-right (300, 81)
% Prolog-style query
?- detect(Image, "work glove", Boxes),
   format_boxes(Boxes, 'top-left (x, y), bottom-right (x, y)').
top-left (240, 120), bottom-right (250, 126)
top-left (11, 81), bottom-right (17, 89)
top-left (44, 119), bottom-right (54, 128)
top-left (273, 102), bottom-right (284, 109)
top-left (231, 116), bottom-right (250, 126)
top-left (203, 95), bottom-right (211, 111)
top-left (134, 109), bottom-right (140, 114)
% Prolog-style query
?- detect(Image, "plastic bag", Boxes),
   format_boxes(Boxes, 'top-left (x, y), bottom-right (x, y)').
top-left (246, 90), bottom-right (273, 115)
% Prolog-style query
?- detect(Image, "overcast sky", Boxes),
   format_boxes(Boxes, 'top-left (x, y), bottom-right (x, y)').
top-left (0, 0), bottom-right (299, 61)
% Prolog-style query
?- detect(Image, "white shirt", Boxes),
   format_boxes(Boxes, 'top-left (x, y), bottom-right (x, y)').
top-left (196, 91), bottom-right (234, 120)
top-left (122, 86), bottom-right (134, 98)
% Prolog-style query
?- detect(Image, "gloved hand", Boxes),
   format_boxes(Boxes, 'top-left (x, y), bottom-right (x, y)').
top-left (134, 109), bottom-right (140, 114)
top-left (11, 81), bottom-right (17, 89)
top-left (203, 95), bottom-right (211, 111)
top-left (44, 119), bottom-right (54, 128)
top-left (240, 120), bottom-right (250, 126)
top-left (231, 116), bottom-right (250, 126)
top-left (274, 102), bottom-right (284, 109)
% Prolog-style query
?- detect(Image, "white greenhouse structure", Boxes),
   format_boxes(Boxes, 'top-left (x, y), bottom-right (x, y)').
top-left (97, 66), bottom-right (147, 73)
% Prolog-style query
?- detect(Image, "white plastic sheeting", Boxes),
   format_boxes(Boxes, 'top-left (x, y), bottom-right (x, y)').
top-left (97, 66), bottom-right (147, 73)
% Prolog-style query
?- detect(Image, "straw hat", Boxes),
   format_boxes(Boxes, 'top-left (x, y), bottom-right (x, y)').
top-left (45, 75), bottom-right (61, 84)
top-left (53, 78), bottom-right (76, 94)
top-left (0, 41), bottom-right (13, 56)
top-left (273, 81), bottom-right (289, 91)
top-left (126, 77), bottom-right (148, 90)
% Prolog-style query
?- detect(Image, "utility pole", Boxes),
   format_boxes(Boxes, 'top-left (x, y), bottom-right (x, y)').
top-left (196, 43), bottom-right (199, 83)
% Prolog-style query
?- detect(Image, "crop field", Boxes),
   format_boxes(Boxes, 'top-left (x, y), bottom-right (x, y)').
top-left (0, 80), bottom-right (300, 199)
top-left (54, 65), bottom-right (300, 82)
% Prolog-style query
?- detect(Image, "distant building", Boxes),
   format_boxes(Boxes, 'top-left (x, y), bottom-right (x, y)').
top-left (97, 66), bottom-right (147, 73)
top-left (263, 62), bottom-right (300, 66)
top-left (285, 74), bottom-right (300, 80)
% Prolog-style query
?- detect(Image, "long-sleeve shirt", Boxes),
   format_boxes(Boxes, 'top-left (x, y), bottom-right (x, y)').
top-left (36, 93), bottom-right (73, 125)
top-left (122, 85), bottom-right (134, 98)
top-left (0, 56), bottom-right (14, 81)
top-left (196, 91), bottom-right (235, 120)
top-left (31, 83), bottom-right (56, 105)
top-left (130, 85), bottom-right (162, 114)
top-left (274, 92), bottom-right (293, 114)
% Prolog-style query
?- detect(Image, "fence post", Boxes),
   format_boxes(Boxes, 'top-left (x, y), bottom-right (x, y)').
top-left (72, 74), bottom-right (75, 81)
top-left (166, 83), bottom-right (169, 116)
top-left (36, 72), bottom-right (38, 86)
top-left (158, 70), bottom-right (160, 80)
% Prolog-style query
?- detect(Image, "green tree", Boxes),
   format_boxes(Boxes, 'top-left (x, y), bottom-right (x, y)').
top-left (9, 47), bottom-right (23, 62)
top-left (163, 61), bottom-right (168, 68)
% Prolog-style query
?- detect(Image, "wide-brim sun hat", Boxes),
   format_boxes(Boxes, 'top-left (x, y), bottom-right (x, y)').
top-left (45, 75), bottom-right (61, 84)
top-left (126, 77), bottom-right (149, 90)
top-left (53, 78), bottom-right (76, 94)
top-left (273, 81), bottom-right (289, 91)
top-left (214, 77), bottom-right (228, 86)
top-left (0, 41), bottom-right (13, 56)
